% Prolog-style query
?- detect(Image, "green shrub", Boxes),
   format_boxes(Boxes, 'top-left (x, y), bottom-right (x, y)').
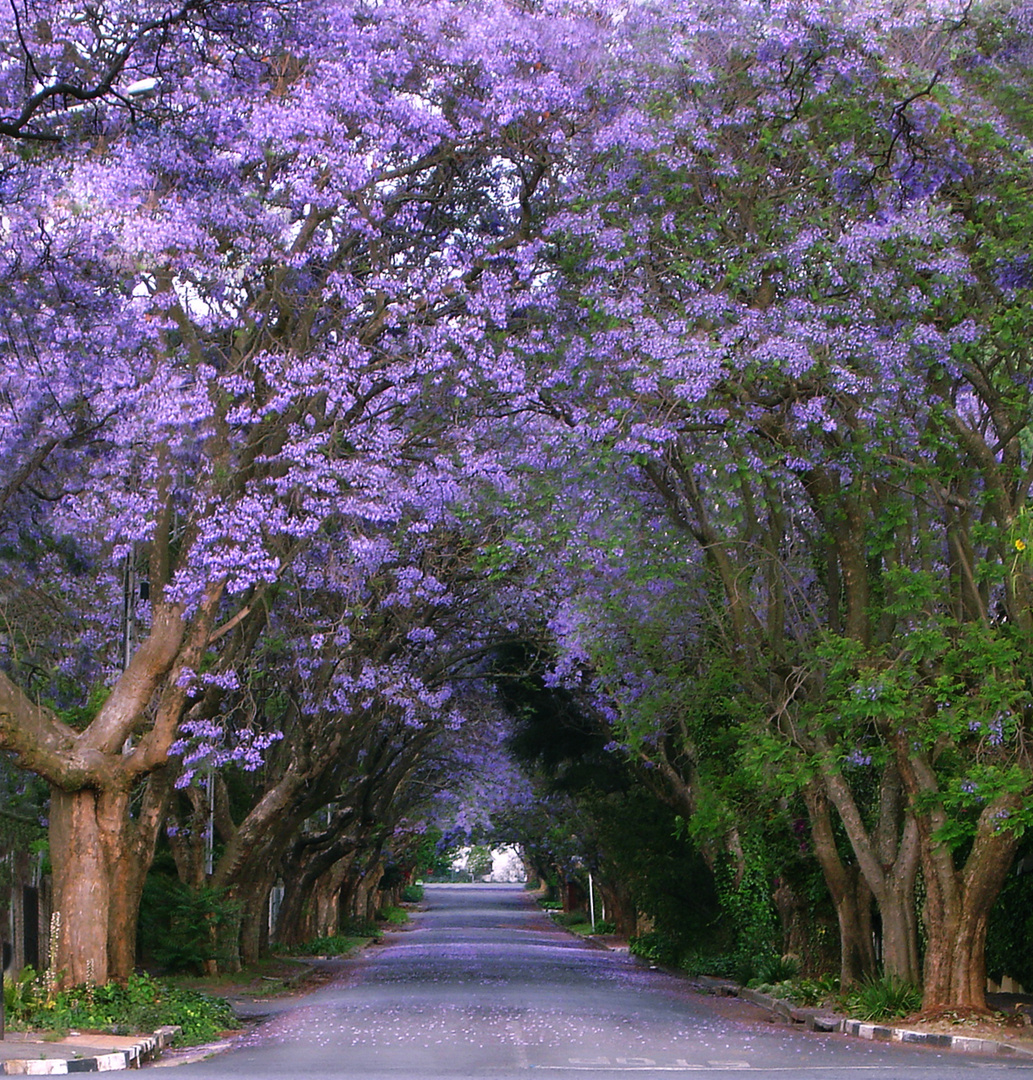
top-left (591, 920), bottom-right (617, 935)
top-left (629, 930), bottom-right (682, 967)
top-left (844, 975), bottom-right (921, 1022)
top-left (3, 971), bottom-right (237, 1044)
top-left (3, 967), bottom-right (37, 1015)
top-left (138, 881), bottom-right (241, 974)
top-left (755, 954), bottom-right (799, 985)
top-left (339, 916), bottom-right (381, 937)
top-left (284, 933), bottom-right (373, 956)
top-left (552, 910), bottom-right (590, 927)
top-left (782, 973), bottom-right (840, 1006)
top-left (376, 906), bottom-right (409, 925)
top-left (400, 883), bottom-right (424, 903)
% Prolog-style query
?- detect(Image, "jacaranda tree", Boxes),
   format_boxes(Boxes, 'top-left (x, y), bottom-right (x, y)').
top-left (0, 0), bottom-right (617, 983)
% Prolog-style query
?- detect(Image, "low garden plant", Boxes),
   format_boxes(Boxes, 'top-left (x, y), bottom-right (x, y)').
top-left (629, 930), bottom-right (682, 967)
top-left (551, 910), bottom-right (589, 928)
top-left (2, 969), bottom-right (238, 1044)
top-left (376, 905), bottom-right (410, 926)
top-left (283, 933), bottom-right (375, 957)
top-left (843, 974), bottom-right (922, 1022)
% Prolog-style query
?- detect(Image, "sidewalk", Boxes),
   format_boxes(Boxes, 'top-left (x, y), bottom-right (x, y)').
top-left (0, 1027), bottom-right (179, 1074)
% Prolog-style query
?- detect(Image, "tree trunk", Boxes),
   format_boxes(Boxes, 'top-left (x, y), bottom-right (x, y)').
top-left (819, 755), bottom-right (921, 984)
top-left (896, 744), bottom-right (1022, 1012)
top-left (773, 877), bottom-right (810, 965)
top-left (803, 780), bottom-right (876, 987)
top-left (917, 815), bottom-right (1019, 1011)
top-left (49, 770), bottom-right (171, 986)
top-left (275, 870), bottom-right (320, 947)
top-left (313, 872), bottom-right (343, 937)
top-left (235, 871), bottom-right (277, 968)
top-left (879, 882), bottom-right (920, 985)
top-left (922, 903), bottom-right (994, 1010)
top-left (49, 788), bottom-right (116, 985)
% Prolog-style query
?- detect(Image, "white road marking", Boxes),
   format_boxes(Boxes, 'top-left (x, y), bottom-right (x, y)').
top-left (532, 1065), bottom-right (1033, 1072)
top-left (563, 1058), bottom-right (747, 1069)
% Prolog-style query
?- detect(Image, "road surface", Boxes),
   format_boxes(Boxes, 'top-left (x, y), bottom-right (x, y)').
top-left (163, 883), bottom-right (1033, 1078)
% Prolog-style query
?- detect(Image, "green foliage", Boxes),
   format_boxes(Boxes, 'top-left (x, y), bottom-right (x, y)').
top-left (552, 910), bottom-right (590, 927)
top-left (3, 971), bottom-right (237, 1044)
top-left (376, 905), bottom-right (409, 926)
top-left (283, 933), bottom-right (373, 956)
top-left (3, 967), bottom-right (38, 1015)
top-left (138, 878), bottom-right (241, 974)
top-left (629, 930), bottom-right (682, 967)
top-left (986, 860), bottom-right (1033, 990)
top-left (754, 954), bottom-right (800, 985)
top-left (591, 920), bottom-right (617, 934)
top-left (53, 683), bottom-right (111, 732)
top-left (400, 883), bottom-right (424, 903)
top-left (465, 845), bottom-right (494, 879)
top-left (781, 974), bottom-right (841, 1007)
top-left (711, 842), bottom-right (780, 979)
top-left (679, 952), bottom-right (732, 978)
top-left (844, 975), bottom-right (922, 1022)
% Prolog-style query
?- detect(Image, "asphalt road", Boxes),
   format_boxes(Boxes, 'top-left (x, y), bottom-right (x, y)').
top-left (163, 883), bottom-right (1033, 1079)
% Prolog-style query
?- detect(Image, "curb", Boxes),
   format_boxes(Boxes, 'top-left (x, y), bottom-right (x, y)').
top-left (0, 1026), bottom-right (181, 1075)
top-left (738, 988), bottom-right (1033, 1057)
top-left (738, 987), bottom-right (841, 1033)
top-left (840, 1017), bottom-right (1033, 1057)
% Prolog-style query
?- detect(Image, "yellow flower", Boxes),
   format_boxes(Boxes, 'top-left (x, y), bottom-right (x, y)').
top-left (1016, 539), bottom-right (1027, 552)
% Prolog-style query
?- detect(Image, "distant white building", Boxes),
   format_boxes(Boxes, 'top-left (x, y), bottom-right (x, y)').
top-left (488, 846), bottom-right (525, 882)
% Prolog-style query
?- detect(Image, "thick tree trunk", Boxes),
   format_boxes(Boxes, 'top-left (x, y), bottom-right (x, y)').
top-left (49, 771), bottom-right (171, 986)
top-left (1, 592), bottom-right (222, 987)
top-left (897, 744), bottom-right (1022, 1012)
top-left (275, 873), bottom-right (318, 947)
top-left (235, 871), bottom-right (277, 968)
top-left (880, 883), bottom-right (920, 985)
top-left (922, 904), bottom-right (994, 1011)
top-left (596, 880), bottom-right (636, 937)
top-left (49, 788), bottom-right (115, 985)
top-left (313, 871), bottom-right (344, 936)
top-left (917, 816), bottom-right (1019, 1011)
